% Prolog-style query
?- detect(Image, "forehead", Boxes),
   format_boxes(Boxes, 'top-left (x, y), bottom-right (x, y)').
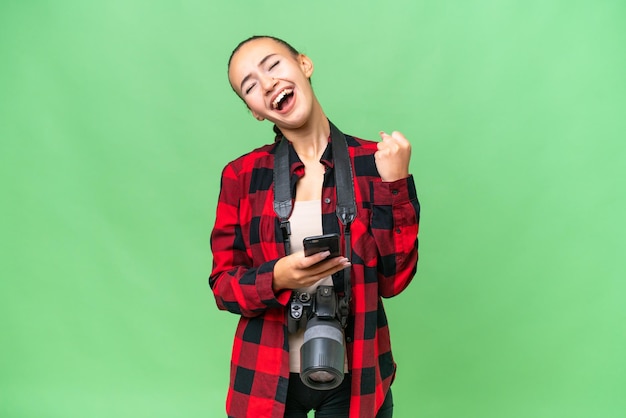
top-left (228, 38), bottom-right (295, 85)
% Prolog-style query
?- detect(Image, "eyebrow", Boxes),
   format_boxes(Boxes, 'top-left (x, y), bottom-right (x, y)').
top-left (239, 53), bottom-right (278, 92)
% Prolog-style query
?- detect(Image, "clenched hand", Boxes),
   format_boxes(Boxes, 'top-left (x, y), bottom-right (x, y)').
top-left (375, 131), bottom-right (412, 182)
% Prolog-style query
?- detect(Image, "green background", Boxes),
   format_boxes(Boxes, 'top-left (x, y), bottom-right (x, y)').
top-left (1, 1), bottom-right (624, 417)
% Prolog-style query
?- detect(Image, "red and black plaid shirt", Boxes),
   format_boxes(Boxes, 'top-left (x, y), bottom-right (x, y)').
top-left (209, 128), bottom-right (420, 418)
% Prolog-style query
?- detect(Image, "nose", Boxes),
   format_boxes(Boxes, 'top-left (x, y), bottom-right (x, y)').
top-left (260, 74), bottom-right (278, 94)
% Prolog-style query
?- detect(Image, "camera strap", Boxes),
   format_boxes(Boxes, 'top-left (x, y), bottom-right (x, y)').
top-left (273, 121), bottom-right (356, 318)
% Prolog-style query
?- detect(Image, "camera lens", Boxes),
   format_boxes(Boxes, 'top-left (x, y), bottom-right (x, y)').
top-left (300, 317), bottom-right (345, 390)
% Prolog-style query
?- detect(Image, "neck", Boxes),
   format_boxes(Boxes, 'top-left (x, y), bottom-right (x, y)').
top-left (278, 101), bottom-right (330, 161)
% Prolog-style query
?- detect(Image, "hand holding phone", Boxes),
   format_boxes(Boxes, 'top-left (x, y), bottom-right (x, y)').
top-left (303, 233), bottom-right (340, 257)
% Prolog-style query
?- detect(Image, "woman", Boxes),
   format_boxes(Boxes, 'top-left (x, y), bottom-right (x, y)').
top-left (210, 35), bottom-right (420, 418)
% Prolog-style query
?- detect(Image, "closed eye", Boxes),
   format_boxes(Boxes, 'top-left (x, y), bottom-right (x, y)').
top-left (244, 83), bottom-right (256, 95)
top-left (269, 60), bottom-right (280, 70)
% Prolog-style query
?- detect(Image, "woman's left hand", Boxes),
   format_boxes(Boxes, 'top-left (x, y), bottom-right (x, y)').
top-left (375, 131), bottom-right (412, 182)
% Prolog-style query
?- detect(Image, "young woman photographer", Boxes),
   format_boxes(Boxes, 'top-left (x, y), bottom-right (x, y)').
top-left (209, 35), bottom-right (420, 418)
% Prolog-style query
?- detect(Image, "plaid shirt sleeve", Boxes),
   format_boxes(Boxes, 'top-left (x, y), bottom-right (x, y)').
top-left (209, 145), bottom-right (292, 317)
top-left (370, 176), bottom-right (420, 297)
top-left (345, 136), bottom-right (420, 417)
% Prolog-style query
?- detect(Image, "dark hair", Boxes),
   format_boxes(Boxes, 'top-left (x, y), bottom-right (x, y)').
top-left (228, 35), bottom-right (300, 70)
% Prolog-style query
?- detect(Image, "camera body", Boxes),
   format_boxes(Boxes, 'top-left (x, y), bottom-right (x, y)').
top-left (287, 285), bottom-right (339, 333)
top-left (287, 285), bottom-right (347, 390)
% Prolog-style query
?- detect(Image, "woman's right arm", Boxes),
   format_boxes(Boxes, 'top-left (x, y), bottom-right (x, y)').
top-left (209, 163), bottom-right (291, 317)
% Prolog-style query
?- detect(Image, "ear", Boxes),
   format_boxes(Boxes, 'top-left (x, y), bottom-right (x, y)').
top-left (298, 54), bottom-right (314, 78)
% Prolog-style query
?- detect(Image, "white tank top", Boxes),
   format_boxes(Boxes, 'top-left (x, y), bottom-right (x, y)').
top-left (287, 200), bottom-right (347, 373)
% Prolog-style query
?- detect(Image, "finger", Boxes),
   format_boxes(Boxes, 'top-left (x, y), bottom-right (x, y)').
top-left (390, 131), bottom-right (410, 147)
top-left (309, 260), bottom-right (351, 282)
top-left (376, 140), bottom-right (396, 154)
top-left (379, 131), bottom-right (394, 142)
top-left (377, 140), bottom-right (394, 154)
top-left (300, 250), bottom-right (331, 267)
top-left (306, 256), bottom-right (350, 276)
top-left (309, 255), bottom-right (349, 270)
top-left (377, 132), bottom-right (388, 151)
top-left (374, 149), bottom-right (390, 163)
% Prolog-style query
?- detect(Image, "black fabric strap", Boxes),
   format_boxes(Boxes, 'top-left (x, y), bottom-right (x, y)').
top-left (273, 121), bottom-right (356, 324)
top-left (330, 122), bottom-right (357, 228)
top-left (273, 137), bottom-right (292, 255)
top-left (328, 123), bottom-right (356, 319)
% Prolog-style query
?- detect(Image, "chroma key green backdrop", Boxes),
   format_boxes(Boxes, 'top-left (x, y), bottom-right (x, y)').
top-left (1, 1), bottom-right (624, 417)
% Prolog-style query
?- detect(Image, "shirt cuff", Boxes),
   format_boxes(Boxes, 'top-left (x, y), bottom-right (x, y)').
top-left (256, 259), bottom-right (292, 306)
top-left (371, 175), bottom-right (417, 206)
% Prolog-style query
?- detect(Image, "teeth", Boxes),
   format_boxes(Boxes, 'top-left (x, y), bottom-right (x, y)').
top-left (272, 89), bottom-right (293, 109)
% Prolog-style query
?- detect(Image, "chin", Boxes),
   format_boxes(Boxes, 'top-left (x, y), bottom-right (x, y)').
top-left (281, 109), bottom-right (315, 129)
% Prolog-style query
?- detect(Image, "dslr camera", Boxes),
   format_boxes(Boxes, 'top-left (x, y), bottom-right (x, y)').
top-left (287, 285), bottom-right (346, 390)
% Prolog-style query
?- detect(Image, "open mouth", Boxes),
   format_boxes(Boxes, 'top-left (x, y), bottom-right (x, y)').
top-left (272, 88), bottom-right (294, 111)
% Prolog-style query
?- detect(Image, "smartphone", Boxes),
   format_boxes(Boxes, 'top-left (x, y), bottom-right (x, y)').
top-left (303, 233), bottom-right (341, 257)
